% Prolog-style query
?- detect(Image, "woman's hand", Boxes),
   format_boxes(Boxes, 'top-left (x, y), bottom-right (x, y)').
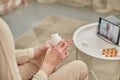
top-left (41, 40), bottom-right (73, 76)
top-left (34, 40), bottom-right (52, 58)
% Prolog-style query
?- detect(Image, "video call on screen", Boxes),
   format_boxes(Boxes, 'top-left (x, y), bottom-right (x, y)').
top-left (99, 19), bottom-right (119, 43)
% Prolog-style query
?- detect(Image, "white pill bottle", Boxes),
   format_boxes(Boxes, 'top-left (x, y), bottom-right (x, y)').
top-left (51, 33), bottom-right (62, 45)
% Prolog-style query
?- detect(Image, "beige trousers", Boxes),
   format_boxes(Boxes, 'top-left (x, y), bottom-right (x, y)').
top-left (0, 18), bottom-right (88, 80)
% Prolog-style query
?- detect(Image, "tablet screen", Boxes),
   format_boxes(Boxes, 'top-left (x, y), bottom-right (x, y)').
top-left (98, 18), bottom-right (120, 44)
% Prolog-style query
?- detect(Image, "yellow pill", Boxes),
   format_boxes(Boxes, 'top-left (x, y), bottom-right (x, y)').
top-left (105, 55), bottom-right (109, 57)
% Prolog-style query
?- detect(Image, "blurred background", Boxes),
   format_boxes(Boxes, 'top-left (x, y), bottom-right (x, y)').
top-left (1, 0), bottom-right (120, 39)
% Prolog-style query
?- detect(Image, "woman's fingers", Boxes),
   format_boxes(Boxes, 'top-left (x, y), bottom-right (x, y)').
top-left (63, 47), bottom-right (69, 55)
top-left (61, 47), bottom-right (69, 59)
top-left (65, 39), bottom-right (73, 45)
top-left (62, 42), bottom-right (69, 50)
top-left (45, 39), bottom-right (53, 47)
top-left (56, 40), bottom-right (64, 47)
top-left (62, 52), bottom-right (69, 59)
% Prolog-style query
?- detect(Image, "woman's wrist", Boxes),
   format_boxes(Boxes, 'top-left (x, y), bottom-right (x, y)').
top-left (34, 45), bottom-right (44, 58)
top-left (40, 63), bottom-right (56, 76)
top-left (34, 70), bottom-right (48, 80)
top-left (34, 46), bottom-right (40, 58)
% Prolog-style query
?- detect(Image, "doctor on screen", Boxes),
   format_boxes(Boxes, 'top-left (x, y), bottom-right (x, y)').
top-left (100, 22), bottom-right (119, 43)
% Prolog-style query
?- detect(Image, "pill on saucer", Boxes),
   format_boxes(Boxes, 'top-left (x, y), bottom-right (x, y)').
top-left (82, 41), bottom-right (88, 46)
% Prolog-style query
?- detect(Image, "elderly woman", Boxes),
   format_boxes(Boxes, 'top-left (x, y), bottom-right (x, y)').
top-left (0, 18), bottom-right (88, 80)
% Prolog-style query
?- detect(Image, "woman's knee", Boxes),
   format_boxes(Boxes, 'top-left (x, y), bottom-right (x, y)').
top-left (71, 60), bottom-right (88, 78)
top-left (67, 60), bottom-right (88, 80)
top-left (69, 60), bottom-right (88, 70)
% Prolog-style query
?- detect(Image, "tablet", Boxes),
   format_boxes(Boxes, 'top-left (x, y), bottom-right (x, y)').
top-left (98, 17), bottom-right (120, 45)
